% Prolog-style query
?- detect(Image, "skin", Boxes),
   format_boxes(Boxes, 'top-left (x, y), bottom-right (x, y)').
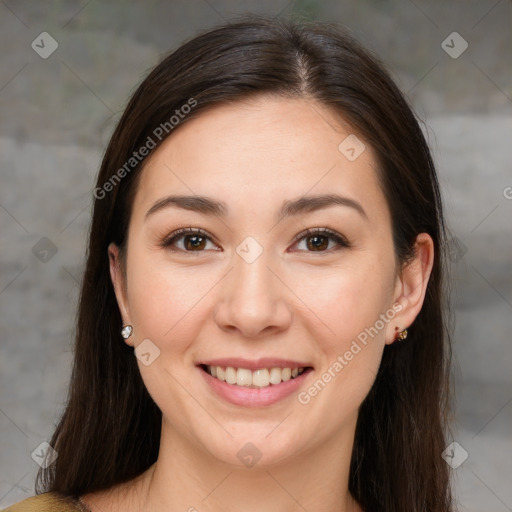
top-left (81, 95), bottom-right (434, 512)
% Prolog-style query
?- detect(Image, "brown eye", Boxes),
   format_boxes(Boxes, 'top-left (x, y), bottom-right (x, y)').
top-left (305, 234), bottom-right (330, 251)
top-left (161, 228), bottom-right (218, 252)
top-left (182, 234), bottom-right (207, 250)
top-left (292, 228), bottom-right (350, 253)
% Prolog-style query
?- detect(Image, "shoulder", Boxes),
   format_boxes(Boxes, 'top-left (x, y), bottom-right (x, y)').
top-left (1, 492), bottom-right (85, 512)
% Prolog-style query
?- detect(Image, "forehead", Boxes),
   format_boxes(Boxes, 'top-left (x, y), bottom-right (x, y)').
top-left (133, 96), bottom-right (388, 223)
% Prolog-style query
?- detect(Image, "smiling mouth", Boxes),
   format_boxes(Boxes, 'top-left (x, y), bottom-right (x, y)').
top-left (198, 364), bottom-right (313, 388)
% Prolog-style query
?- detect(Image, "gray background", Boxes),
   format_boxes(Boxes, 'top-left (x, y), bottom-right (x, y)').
top-left (0, 1), bottom-right (511, 510)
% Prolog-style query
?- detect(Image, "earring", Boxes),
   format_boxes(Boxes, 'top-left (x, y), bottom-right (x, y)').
top-left (121, 325), bottom-right (133, 339)
top-left (395, 327), bottom-right (408, 341)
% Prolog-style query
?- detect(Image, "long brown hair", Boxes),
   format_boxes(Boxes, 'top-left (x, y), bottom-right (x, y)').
top-left (37, 14), bottom-right (453, 511)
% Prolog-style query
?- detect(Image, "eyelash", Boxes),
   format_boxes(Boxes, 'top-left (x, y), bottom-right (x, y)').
top-left (160, 226), bottom-right (351, 254)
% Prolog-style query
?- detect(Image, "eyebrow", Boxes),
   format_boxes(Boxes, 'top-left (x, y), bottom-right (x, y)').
top-left (145, 193), bottom-right (368, 222)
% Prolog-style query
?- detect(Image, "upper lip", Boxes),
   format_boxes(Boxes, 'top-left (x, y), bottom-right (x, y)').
top-left (196, 358), bottom-right (313, 371)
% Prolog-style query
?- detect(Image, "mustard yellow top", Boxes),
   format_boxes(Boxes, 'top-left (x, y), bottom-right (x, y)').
top-left (1, 492), bottom-right (89, 512)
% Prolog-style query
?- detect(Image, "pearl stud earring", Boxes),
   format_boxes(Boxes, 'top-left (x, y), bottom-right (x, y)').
top-left (121, 325), bottom-right (133, 339)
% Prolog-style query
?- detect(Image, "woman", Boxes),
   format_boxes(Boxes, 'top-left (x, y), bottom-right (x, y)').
top-left (5, 14), bottom-right (453, 512)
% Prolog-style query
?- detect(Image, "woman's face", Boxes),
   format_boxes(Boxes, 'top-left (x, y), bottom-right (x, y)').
top-left (109, 96), bottom-right (422, 468)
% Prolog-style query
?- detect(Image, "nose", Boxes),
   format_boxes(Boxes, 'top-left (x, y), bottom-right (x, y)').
top-left (213, 247), bottom-right (292, 338)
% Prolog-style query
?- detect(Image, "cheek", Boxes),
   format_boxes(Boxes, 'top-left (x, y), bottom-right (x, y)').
top-left (125, 250), bottom-right (216, 351)
top-left (293, 274), bottom-right (388, 424)
top-left (291, 259), bottom-right (395, 407)
top-left (292, 258), bottom-right (394, 348)
top-left (124, 254), bottom-right (213, 429)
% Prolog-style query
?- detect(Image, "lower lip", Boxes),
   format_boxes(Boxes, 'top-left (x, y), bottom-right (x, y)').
top-left (197, 366), bottom-right (313, 407)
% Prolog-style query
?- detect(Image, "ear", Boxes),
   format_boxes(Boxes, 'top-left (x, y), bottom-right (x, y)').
top-left (385, 233), bottom-right (434, 345)
top-left (108, 243), bottom-right (133, 346)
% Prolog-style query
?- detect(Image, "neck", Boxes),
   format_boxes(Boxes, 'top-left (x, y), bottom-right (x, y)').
top-left (132, 417), bottom-right (362, 512)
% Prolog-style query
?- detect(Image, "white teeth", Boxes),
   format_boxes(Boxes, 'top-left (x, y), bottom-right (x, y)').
top-left (237, 368), bottom-right (252, 386)
top-left (252, 369), bottom-right (270, 387)
top-left (269, 367), bottom-right (282, 385)
top-left (225, 366), bottom-right (237, 384)
top-left (281, 368), bottom-right (291, 382)
top-left (206, 365), bottom-right (306, 387)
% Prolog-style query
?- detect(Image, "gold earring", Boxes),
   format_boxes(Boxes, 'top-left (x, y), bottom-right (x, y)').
top-left (396, 328), bottom-right (408, 341)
